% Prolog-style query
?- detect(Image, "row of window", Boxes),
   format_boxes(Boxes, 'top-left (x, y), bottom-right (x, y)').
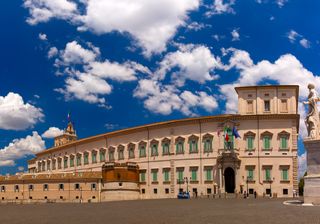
top-left (0, 183), bottom-right (97, 192)
top-left (139, 167), bottom-right (290, 183)
top-left (246, 98), bottom-right (288, 114)
top-left (245, 134), bottom-right (289, 151)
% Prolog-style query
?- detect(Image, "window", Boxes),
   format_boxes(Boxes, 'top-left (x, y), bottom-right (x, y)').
top-left (92, 152), bottom-right (97, 164)
top-left (247, 168), bottom-right (254, 181)
top-left (204, 138), bottom-right (212, 153)
top-left (52, 160), bottom-right (56, 170)
top-left (1, 186), bottom-right (5, 192)
top-left (70, 156), bottom-right (74, 167)
top-left (263, 136), bottom-right (271, 150)
top-left (165, 188), bottom-right (169, 194)
top-left (58, 159), bottom-right (62, 169)
top-left (207, 188), bottom-right (212, 194)
top-left (264, 100), bottom-right (270, 112)
top-left (247, 100), bottom-right (253, 113)
top-left (189, 139), bottom-right (198, 153)
top-left (152, 170), bottom-right (158, 182)
top-left (84, 153), bottom-right (89, 165)
top-left (59, 184), bottom-right (64, 191)
top-left (163, 169), bottom-right (170, 182)
top-left (47, 161), bottom-right (51, 170)
top-left (43, 184), bottom-right (49, 191)
top-left (205, 168), bottom-right (212, 181)
top-left (280, 136), bottom-right (288, 150)
top-left (99, 150), bottom-right (105, 162)
top-left (153, 188), bottom-right (158, 194)
top-left (246, 136), bottom-right (254, 151)
top-left (108, 150), bottom-right (115, 161)
top-left (141, 189), bottom-right (145, 194)
top-left (118, 149), bottom-right (124, 160)
top-left (151, 144), bottom-right (158, 156)
top-left (283, 189), bottom-right (288, 195)
top-left (29, 185), bottom-right (34, 191)
top-left (162, 142), bottom-right (170, 155)
top-left (265, 168), bottom-right (271, 181)
top-left (224, 128), bottom-right (234, 150)
top-left (140, 172), bottom-right (146, 182)
top-left (91, 183), bottom-right (96, 191)
top-left (176, 141), bottom-right (184, 154)
top-left (14, 185), bottom-right (19, 192)
top-left (74, 183), bottom-right (80, 190)
top-left (139, 145), bottom-right (146, 158)
top-left (177, 170), bottom-right (184, 183)
top-left (128, 147), bottom-right (135, 159)
top-left (281, 168), bottom-right (289, 181)
top-left (64, 157), bottom-right (68, 168)
top-left (191, 169), bottom-right (198, 181)
top-left (280, 99), bottom-right (288, 112)
top-left (76, 154), bottom-right (82, 166)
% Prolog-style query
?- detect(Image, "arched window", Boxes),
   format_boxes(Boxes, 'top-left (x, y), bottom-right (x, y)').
top-left (99, 148), bottom-right (106, 162)
top-left (76, 154), bottom-right (82, 166)
top-left (162, 138), bottom-right (171, 155)
top-left (69, 155), bottom-right (75, 167)
top-left (244, 131), bottom-right (256, 151)
top-left (84, 152), bottom-right (89, 165)
top-left (188, 135), bottom-right (199, 154)
top-left (261, 131), bottom-right (273, 151)
top-left (108, 147), bottom-right (115, 161)
top-left (278, 131), bottom-right (290, 151)
top-left (150, 139), bottom-right (159, 157)
top-left (128, 143), bottom-right (135, 159)
top-left (91, 150), bottom-right (97, 164)
top-left (203, 133), bottom-right (213, 153)
top-left (139, 141), bottom-right (147, 158)
top-left (175, 137), bottom-right (185, 155)
top-left (118, 145), bottom-right (124, 160)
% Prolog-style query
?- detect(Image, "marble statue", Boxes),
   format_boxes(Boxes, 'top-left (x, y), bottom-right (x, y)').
top-left (304, 84), bottom-right (320, 139)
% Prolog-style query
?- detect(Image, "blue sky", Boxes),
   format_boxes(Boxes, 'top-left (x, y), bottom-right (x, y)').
top-left (0, 0), bottom-right (318, 176)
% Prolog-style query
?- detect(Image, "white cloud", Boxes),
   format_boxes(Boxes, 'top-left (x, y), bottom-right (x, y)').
top-left (134, 79), bottom-right (218, 116)
top-left (23, 0), bottom-right (78, 25)
top-left (287, 30), bottom-right (300, 43)
top-left (0, 132), bottom-right (45, 167)
top-left (156, 44), bottom-right (222, 87)
top-left (17, 166), bottom-right (25, 172)
top-left (298, 152), bottom-right (307, 179)
top-left (287, 30), bottom-right (311, 49)
top-left (231, 28), bottom-right (240, 41)
top-left (41, 127), bottom-right (64, 138)
top-left (60, 41), bottom-right (98, 65)
top-left (55, 72), bottom-right (112, 105)
top-left (299, 38), bottom-right (311, 49)
top-left (48, 47), bottom-right (58, 58)
top-left (0, 92), bottom-right (44, 130)
top-left (78, 0), bottom-right (199, 56)
top-left (206, 0), bottom-right (235, 17)
top-left (186, 22), bottom-right (211, 31)
top-left (54, 41), bottom-right (149, 106)
top-left (38, 33), bottom-right (47, 40)
top-left (276, 0), bottom-right (288, 7)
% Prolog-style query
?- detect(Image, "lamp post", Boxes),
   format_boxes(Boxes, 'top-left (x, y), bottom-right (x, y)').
top-left (246, 176), bottom-right (249, 197)
top-left (80, 186), bottom-right (82, 203)
top-left (177, 179), bottom-right (182, 193)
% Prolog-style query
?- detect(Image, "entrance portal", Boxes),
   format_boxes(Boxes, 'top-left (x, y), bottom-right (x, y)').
top-left (224, 167), bottom-right (235, 193)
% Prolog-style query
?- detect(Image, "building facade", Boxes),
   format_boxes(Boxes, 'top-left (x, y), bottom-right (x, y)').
top-left (1, 85), bottom-right (299, 202)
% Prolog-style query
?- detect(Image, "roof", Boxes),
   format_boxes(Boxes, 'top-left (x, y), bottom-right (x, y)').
top-left (35, 113), bottom-right (300, 157)
top-left (234, 85), bottom-right (299, 93)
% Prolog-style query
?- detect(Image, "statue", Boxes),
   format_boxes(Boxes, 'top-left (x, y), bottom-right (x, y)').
top-left (304, 84), bottom-right (320, 139)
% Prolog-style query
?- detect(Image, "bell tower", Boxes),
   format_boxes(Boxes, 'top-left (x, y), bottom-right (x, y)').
top-left (54, 114), bottom-right (78, 147)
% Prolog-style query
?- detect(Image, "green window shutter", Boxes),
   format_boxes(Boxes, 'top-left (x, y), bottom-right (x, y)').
top-left (176, 144), bottom-right (178, 154)
top-left (178, 171), bottom-right (183, 181)
top-left (191, 170), bottom-right (197, 181)
top-left (206, 169), bottom-right (212, 181)
top-left (247, 169), bottom-right (253, 179)
top-left (265, 169), bottom-right (271, 180)
top-left (282, 169), bottom-right (288, 180)
top-left (152, 171), bottom-right (157, 182)
top-left (164, 171), bottom-right (169, 181)
top-left (281, 137), bottom-right (287, 149)
top-left (247, 137), bottom-right (253, 150)
top-left (140, 173), bottom-right (146, 182)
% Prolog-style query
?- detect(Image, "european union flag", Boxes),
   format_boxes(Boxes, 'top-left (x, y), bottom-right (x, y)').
top-left (232, 126), bottom-right (241, 139)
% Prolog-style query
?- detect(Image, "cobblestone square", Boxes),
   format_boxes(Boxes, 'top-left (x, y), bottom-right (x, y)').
top-left (0, 198), bottom-right (319, 224)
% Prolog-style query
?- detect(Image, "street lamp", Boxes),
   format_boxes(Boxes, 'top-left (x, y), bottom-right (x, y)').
top-left (80, 186), bottom-right (82, 203)
top-left (268, 177), bottom-right (275, 197)
top-left (246, 176), bottom-right (249, 197)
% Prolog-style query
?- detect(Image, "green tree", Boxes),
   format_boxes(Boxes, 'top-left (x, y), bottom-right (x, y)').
top-left (299, 172), bottom-right (307, 196)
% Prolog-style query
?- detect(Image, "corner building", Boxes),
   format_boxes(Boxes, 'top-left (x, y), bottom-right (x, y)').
top-left (2, 85), bottom-right (299, 202)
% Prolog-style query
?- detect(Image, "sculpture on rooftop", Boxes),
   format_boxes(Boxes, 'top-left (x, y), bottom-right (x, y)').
top-left (304, 84), bottom-right (320, 139)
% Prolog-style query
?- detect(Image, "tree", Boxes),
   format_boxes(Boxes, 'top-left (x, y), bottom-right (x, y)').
top-left (299, 172), bottom-right (307, 196)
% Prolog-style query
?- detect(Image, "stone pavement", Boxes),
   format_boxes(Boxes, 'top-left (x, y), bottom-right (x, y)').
top-left (0, 198), bottom-right (319, 224)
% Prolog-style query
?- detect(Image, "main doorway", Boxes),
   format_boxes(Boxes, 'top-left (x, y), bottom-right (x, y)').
top-left (224, 167), bottom-right (235, 193)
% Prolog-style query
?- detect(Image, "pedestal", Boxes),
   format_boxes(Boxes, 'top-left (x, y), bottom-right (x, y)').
top-left (303, 139), bottom-right (320, 205)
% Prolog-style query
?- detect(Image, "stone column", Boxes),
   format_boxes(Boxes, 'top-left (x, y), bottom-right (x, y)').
top-left (303, 139), bottom-right (320, 205)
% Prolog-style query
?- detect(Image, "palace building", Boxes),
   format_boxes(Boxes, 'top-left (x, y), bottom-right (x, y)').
top-left (0, 85), bottom-right (299, 203)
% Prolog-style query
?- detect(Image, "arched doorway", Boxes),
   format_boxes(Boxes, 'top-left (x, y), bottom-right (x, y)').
top-left (224, 167), bottom-right (235, 193)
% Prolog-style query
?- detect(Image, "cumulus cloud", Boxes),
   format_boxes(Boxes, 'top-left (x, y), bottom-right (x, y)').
top-left (48, 47), bottom-right (58, 58)
top-left (276, 0), bottom-right (288, 7)
top-left (53, 41), bottom-right (149, 106)
top-left (134, 79), bottom-right (218, 116)
top-left (23, 0), bottom-right (78, 25)
top-left (41, 127), bottom-right (64, 138)
top-left (287, 30), bottom-right (311, 49)
top-left (206, 0), bottom-right (235, 17)
top-left (156, 44), bottom-right (222, 87)
top-left (38, 33), bottom-right (47, 40)
top-left (0, 132), bottom-right (45, 167)
top-left (0, 92), bottom-right (44, 130)
top-left (231, 28), bottom-right (240, 41)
